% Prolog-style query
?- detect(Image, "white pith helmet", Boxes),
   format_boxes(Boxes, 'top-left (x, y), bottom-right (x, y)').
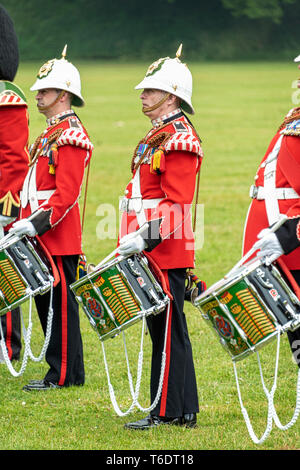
top-left (30, 45), bottom-right (84, 107)
top-left (294, 54), bottom-right (300, 62)
top-left (135, 44), bottom-right (194, 115)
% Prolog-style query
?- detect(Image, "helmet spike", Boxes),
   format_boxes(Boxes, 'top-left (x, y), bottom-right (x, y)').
top-left (176, 43), bottom-right (183, 59)
top-left (61, 44), bottom-right (68, 59)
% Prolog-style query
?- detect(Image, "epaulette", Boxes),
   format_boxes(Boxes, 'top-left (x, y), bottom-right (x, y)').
top-left (56, 118), bottom-right (94, 151)
top-left (164, 127), bottom-right (203, 157)
top-left (0, 81), bottom-right (27, 107)
top-left (281, 118), bottom-right (300, 137)
top-left (149, 123), bottom-right (203, 175)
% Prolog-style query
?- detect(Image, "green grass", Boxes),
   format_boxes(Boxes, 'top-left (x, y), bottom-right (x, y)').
top-left (1, 61), bottom-right (300, 450)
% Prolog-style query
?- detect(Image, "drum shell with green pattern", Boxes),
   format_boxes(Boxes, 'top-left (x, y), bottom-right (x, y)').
top-left (71, 254), bottom-right (169, 341)
top-left (0, 237), bottom-right (52, 315)
top-left (0, 250), bottom-right (27, 313)
top-left (195, 260), bottom-right (300, 361)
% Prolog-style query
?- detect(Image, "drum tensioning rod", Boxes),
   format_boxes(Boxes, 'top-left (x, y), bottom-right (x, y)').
top-left (246, 273), bottom-right (300, 331)
top-left (271, 266), bottom-right (300, 309)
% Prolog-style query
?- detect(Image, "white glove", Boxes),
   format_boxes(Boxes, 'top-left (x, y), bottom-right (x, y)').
top-left (0, 215), bottom-right (15, 229)
top-left (254, 228), bottom-right (284, 260)
top-left (9, 219), bottom-right (37, 237)
top-left (118, 232), bottom-right (146, 256)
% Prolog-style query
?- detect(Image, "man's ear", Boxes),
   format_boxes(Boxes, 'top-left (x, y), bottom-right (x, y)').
top-left (168, 93), bottom-right (181, 107)
top-left (60, 91), bottom-right (72, 105)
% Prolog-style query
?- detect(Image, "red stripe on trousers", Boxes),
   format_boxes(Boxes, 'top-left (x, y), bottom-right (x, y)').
top-left (5, 311), bottom-right (13, 359)
top-left (159, 270), bottom-right (172, 416)
top-left (57, 256), bottom-right (68, 386)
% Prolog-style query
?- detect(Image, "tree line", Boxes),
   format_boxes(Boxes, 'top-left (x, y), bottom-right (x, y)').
top-left (3, 0), bottom-right (300, 61)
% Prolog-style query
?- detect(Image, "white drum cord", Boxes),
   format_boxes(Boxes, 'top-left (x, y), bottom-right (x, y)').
top-left (0, 295), bottom-right (34, 377)
top-left (233, 329), bottom-right (300, 444)
top-left (101, 301), bottom-right (170, 417)
top-left (23, 280), bottom-right (54, 362)
top-left (0, 281), bottom-right (54, 376)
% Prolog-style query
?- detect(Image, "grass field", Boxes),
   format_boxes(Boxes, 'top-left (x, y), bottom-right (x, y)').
top-left (1, 60), bottom-right (300, 451)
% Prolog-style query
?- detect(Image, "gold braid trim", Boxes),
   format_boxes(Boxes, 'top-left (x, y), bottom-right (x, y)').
top-left (0, 191), bottom-right (21, 216)
top-left (147, 132), bottom-right (172, 148)
top-left (278, 107), bottom-right (300, 131)
top-left (130, 130), bottom-right (172, 172)
top-left (29, 125), bottom-right (66, 167)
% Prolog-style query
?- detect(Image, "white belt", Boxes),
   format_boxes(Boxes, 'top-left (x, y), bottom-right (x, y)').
top-left (119, 197), bottom-right (162, 213)
top-left (250, 185), bottom-right (299, 200)
top-left (21, 189), bottom-right (55, 208)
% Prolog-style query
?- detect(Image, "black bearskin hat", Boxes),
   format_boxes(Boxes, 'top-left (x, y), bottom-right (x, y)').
top-left (0, 5), bottom-right (19, 81)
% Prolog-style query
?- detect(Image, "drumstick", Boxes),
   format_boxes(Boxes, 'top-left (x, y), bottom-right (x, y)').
top-left (94, 247), bottom-right (120, 269)
top-left (226, 214), bottom-right (288, 277)
top-left (94, 223), bottom-right (149, 269)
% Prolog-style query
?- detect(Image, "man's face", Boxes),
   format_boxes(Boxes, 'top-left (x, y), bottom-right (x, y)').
top-left (139, 88), bottom-right (170, 120)
top-left (35, 88), bottom-right (61, 116)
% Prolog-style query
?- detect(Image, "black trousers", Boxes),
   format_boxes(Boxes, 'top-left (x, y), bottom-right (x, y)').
top-left (0, 308), bottom-right (21, 360)
top-left (34, 255), bottom-right (85, 386)
top-left (146, 268), bottom-right (199, 418)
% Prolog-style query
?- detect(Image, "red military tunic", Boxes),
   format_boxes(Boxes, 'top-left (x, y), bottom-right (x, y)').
top-left (243, 107), bottom-right (300, 270)
top-left (20, 110), bottom-right (93, 255)
top-left (119, 110), bottom-right (203, 269)
top-left (0, 81), bottom-right (30, 362)
top-left (0, 81), bottom-right (30, 218)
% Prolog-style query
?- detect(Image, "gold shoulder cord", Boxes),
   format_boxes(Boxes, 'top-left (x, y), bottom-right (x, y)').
top-left (278, 107), bottom-right (300, 131)
top-left (29, 117), bottom-right (72, 166)
top-left (131, 122), bottom-right (174, 172)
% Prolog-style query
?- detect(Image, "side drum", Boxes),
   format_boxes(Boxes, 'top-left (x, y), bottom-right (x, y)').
top-left (70, 253), bottom-right (170, 341)
top-left (194, 258), bottom-right (300, 361)
top-left (0, 235), bottom-right (54, 316)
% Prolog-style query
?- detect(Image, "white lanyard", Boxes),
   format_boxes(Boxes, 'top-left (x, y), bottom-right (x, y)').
top-left (21, 163), bottom-right (38, 212)
top-left (263, 134), bottom-right (284, 225)
top-left (130, 167), bottom-right (147, 227)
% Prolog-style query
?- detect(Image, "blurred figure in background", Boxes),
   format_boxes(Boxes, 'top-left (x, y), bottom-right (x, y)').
top-left (0, 4), bottom-right (30, 363)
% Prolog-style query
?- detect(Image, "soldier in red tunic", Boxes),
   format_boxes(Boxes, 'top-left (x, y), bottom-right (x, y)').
top-left (9, 47), bottom-right (93, 390)
top-left (0, 6), bottom-right (30, 363)
top-left (243, 53), bottom-right (300, 365)
top-left (118, 46), bottom-right (204, 429)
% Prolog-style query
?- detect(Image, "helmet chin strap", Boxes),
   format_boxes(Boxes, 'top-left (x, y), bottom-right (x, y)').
top-left (37, 89), bottom-right (65, 112)
top-left (142, 92), bottom-right (171, 114)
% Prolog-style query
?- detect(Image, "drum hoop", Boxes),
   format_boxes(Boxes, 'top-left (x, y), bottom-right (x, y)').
top-left (70, 254), bottom-right (122, 289)
top-left (195, 257), bottom-right (276, 306)
top-left (72, 253), bottom-right (169, 302)
top-left (0, 237), bottom-right (54, 315)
